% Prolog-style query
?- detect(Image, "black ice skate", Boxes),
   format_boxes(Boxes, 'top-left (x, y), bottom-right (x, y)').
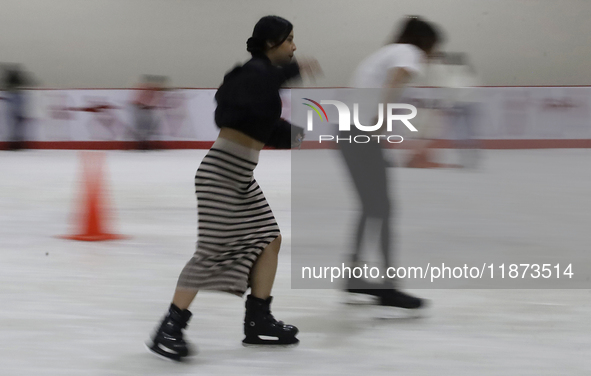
top-left (345, 279), bottom-right (426, 311)
top-left (147, 304), bottom-right (194, 361)
top-left (345, 278), bottom-right (383, 297)
top-left (344, 278), bottom-right (386, 305)
top-left (242, 295), bottom-right (299, 346)
top-left (378, 288), bottom-right (424, 309)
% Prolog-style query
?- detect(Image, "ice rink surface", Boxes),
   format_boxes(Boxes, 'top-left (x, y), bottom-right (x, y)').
top-left (1, 148), bottom-right (590, 376)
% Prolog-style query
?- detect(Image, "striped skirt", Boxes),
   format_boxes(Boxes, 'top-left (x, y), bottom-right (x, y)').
top-left (177, 138), bottom-right (281, 296)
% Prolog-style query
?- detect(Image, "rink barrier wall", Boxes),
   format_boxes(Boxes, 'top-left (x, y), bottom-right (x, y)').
top-left (2, 139), bottom-right (591, 150)
top-left (1, 86), bottom-right (590, 149)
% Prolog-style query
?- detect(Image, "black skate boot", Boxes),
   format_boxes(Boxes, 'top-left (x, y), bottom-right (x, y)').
top-left (148, 304), bottom-right (194, 361)
top-left (344, 278), bottom-right (383, 305)
top-left (378, 289), bottom-right (425, 309)
top-left (345, 279), bottom-right (426, 311)
top-left (345, 278), bottom-right (383, 297)
top-left (242, 295), bottom-right (299, 346)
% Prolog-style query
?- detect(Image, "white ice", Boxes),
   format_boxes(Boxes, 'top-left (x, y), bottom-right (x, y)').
top-left (0, 148), bottom-right (590, 376)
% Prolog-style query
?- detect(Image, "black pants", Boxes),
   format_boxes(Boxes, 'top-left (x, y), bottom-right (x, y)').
top-left (8, 115), bottom-right (26, 150)
top-left (338, 130), bottom-right (393, 269)
top-left (134, 105), bottom-right (157, 150)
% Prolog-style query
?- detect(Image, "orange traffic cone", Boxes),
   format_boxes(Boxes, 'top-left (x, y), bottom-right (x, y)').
top-left (59, 152), bottom-right (127, 241)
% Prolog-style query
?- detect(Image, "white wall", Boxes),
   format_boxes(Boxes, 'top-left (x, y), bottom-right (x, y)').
top-left (1, 0), bottom-right (590, 88)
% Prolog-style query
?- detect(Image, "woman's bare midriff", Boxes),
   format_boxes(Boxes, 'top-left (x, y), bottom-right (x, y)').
top-left (218, 128), bottom-right (265, 151)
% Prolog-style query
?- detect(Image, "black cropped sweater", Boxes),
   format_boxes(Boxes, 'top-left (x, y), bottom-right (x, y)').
top-left (214, 55), bottom-right (304, 149)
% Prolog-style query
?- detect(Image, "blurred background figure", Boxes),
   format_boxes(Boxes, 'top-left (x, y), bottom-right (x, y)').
top-left (404, 51), bottom-right (455, 168)
top-left (67, 97), bottom-right (128, 141)
top-left (131, 75), bottom-right (168, 150)
top-left (2, 65), bottom-right (31, 151)
top-left (444, 52), bottom-right (482, 168)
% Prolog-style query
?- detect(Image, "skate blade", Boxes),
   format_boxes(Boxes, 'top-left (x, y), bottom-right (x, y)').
top-left (342, 292), bottom-right (379, 306)
top-left (242, 342), bottom-right (300, 349)
top-left (145, 341), bottom-right (197, 362)
top-left (371, 304), bottom-right (429, 320)
top-left (242, 336), bottom-right (300, 348)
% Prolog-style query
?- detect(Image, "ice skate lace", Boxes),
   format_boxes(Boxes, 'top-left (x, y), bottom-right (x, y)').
top-left (264, 310), bottom-right (284, 326)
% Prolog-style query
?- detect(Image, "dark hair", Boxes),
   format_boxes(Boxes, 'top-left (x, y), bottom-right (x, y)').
top-left (4, 67), bottom-right (26, 89)
top-left (393, 16), bottom-right (442, 54)
top-left (246, 15), bottom-right (293, 56)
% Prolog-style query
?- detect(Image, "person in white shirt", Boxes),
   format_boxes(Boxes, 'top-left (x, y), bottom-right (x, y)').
top-left (351, 39), bottom-right (424, 89)
top-left (340, 16), bottom-right (442, 309)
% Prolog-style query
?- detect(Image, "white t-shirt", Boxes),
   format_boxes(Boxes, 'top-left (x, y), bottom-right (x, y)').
top-left (350, 43), bottom-right (425, 88)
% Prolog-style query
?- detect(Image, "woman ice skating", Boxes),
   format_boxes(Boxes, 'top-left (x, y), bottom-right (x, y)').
top-left (342, 16), bottom-right (442, 309)
top-left (148, 15), bottom-right (319, 361)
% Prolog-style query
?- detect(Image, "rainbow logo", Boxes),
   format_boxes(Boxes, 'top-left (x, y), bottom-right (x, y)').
top-left (302, 98), bottom-right (328, 122)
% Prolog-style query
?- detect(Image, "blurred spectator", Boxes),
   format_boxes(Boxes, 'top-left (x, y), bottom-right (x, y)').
top-left (132, 75), bottom-right (167, 150)
top-left (444, 52), bottom-right (482, 168)
top-left (3, 65), bottom-right (30, 150)
top-left (405, 51), bottom-right (453, 167)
